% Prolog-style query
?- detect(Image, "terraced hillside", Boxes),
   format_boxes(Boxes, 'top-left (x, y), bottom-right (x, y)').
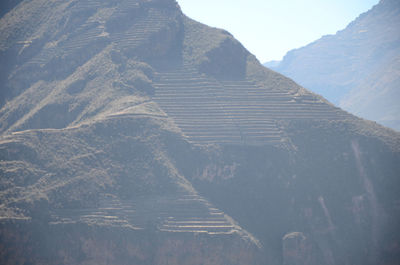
top-left (1, 0), bottom-right (400, 265)
top-left (153, 65), bottom-right (349, 145)
top-left (51, 190), bottom-right (242, 236)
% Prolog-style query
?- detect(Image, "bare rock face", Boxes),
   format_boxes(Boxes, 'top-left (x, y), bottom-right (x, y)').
top-left (199, 37), bottom-right (249, 80)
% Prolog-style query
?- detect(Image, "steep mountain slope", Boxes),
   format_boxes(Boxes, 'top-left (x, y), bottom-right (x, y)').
top-left (1, 0), bottom-right (400, 264)
top-left (267, 0), bottom-right (400, 131)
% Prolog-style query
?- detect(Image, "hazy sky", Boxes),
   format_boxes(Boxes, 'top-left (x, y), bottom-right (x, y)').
top-left (177, 0), bottom-right (379, 62)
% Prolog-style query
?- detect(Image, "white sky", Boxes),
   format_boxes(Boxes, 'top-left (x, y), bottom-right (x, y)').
top-left (177, 0), bottom-right (380, 62)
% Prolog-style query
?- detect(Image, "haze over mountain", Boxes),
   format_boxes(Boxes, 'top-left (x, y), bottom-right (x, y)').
top-left (1, 0), bottom-right (400, 264)
top-left (265, 0), bottom-right (400, 131)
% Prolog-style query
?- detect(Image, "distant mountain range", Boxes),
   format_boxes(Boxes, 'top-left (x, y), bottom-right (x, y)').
top-left (1, 0), bottom-right (400, 264)
top-left (265, 0), bottom-right (400, 131)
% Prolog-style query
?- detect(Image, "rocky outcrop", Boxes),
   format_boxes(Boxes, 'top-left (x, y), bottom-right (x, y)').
top-left (199, 37), bottom-right (249, 80)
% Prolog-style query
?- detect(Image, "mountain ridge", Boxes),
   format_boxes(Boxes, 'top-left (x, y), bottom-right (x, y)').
top-left (266, 0), bottom-right (400, 131)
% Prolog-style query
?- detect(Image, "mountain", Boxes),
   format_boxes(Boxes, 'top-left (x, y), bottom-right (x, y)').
top-left (266, 0), bottom-right (400, 131)
top-left (1, 0), bottom-right (400, 264)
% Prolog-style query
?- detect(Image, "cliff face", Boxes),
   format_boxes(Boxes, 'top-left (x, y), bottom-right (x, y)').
top-left (267, 0), bottom-right (400, 131)
top-left (1, 0), bottom-right (400, 264)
